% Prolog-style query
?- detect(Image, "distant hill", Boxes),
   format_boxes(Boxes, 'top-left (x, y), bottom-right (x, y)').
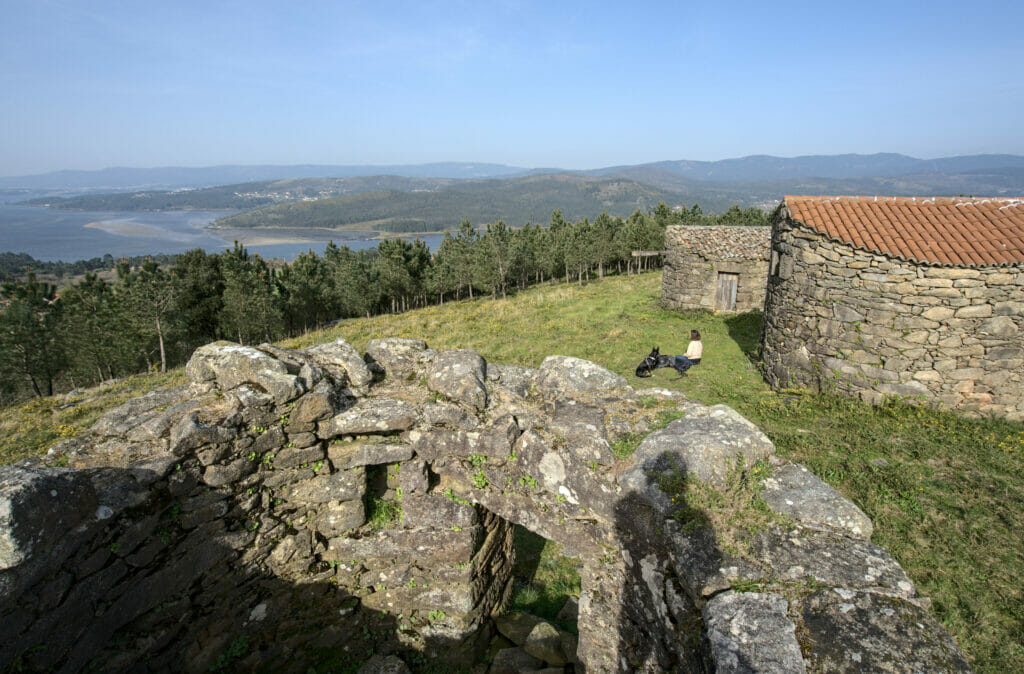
top-left (600, 165), bottom-right (1024, 208)
top-left (8, 154), bottom-right (1024, 236)
top-left (21, 176), bottom-right (460, 211)
top-left (210, 174), bottom-right (701, 233)
top-left (6, 153), bottom-right (1024, 194)
top-left (590, 153), bottom-right (1024, 181)
top-left (0, 162), bottom-right (529, 192)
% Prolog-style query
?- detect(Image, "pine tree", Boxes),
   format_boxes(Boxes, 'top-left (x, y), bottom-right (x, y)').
top-left (0, 272), bottom-right (67, 398)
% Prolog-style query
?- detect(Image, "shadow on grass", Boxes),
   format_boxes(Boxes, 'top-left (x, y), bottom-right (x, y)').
top-left (724, 311), bottom-right (763, 364)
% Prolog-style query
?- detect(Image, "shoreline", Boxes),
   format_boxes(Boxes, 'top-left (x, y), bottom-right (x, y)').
top-left (84, 220), bottom-right (165, 237)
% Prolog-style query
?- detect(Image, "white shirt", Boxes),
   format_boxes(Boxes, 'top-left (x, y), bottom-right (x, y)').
top-left (684, 340), bottom-right (703, 360)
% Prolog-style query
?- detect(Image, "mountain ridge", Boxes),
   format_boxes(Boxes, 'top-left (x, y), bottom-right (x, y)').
top-left (6, 153), bottom-right (1024, 193)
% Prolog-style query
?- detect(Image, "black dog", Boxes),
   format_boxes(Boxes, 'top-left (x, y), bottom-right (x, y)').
top-left (635, 346), bottom-right (692, 377)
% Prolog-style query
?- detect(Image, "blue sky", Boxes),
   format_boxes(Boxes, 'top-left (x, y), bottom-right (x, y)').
top-left (1, 0), bottom-right (1022, 176)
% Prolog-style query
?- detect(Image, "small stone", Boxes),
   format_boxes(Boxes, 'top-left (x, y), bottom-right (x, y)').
top-left (202, 457), bottom-right (255, 487)
top-left (523, 621), bottom-right (568, 666)
top-left (490, 647), bottom-right (544, 674)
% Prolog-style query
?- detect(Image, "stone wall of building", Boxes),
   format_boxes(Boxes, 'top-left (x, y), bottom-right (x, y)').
top-left (762, 218), bottom-right (1024, 420)
top-left (662, 226), bottom-right (770, 313)
top-left (1, 338), bottom-right (971, 672)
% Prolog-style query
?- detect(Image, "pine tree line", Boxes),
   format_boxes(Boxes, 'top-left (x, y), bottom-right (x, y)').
top-left (0, 203), bottom-right (766, 405)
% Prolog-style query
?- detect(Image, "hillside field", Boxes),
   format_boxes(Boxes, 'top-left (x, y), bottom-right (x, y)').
top-left (2, 271), bottom-right (1021, 672)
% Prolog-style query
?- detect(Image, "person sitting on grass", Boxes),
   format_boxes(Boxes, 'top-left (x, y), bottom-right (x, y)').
top-left (673, 329), bottom-right (702, 374)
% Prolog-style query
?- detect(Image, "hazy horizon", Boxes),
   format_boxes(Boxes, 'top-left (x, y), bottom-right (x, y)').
top-left (7, 150), bottom-right (1024, 182)
top-left (3, 1), bottom-right (1022, 177)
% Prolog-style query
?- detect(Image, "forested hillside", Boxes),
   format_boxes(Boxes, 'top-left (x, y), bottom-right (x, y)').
top-left (0, 203), bottom-right (766, 405)
top-left (0, 251), bottom-right (177, 281)
top-left (210, 174), bottom-right (726, 233)
top-left (21, 176), bottom-right (457, 211)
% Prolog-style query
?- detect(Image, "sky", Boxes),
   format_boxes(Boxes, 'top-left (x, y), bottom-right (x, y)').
top-left (1, 0), bottom-right (1023, 177)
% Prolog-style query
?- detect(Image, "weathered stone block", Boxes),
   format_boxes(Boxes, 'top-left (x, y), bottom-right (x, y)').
top-left (995, 301), bottom-right (1024, 315)
top-left (0, 467), bottom-right (97, 571)
top-left (536, 356), bottom-right (627, 393)
top-left (314, 499), bottom-right (366, 537)
top-left (328, 439), bottom-right (413, 470)
top-left (91, 386), bottom-right (191, 438)
top-left (287, 432), bottom-right (319, 449)
top-left (402, 492), bottom-right (477, 529)
top-left (921, 287), bottom-right (963, 299)
top-left (876, 381), bottom-right (931, 397)
top-left (284, 466), bottom-right (365, 504)
top-left (490, 647), bottom-right (544, 674)
top-left (422, 402), bottom-right (477, 430)
top-left (251, 426), bottom-right (285, 454)
top-left (833, 304), bottom-right (864, 322)
top-left (186, 342), bottom-right (305, 405)
top-left (202, 457), bottom-right (256, 487)
top-left (949, 368), bottom-right (985, 381)
top-left (324, 527), bottom-right (479, 565)
top-left (762, 463), bottom-right (872, 538)
top-left (703, 592), bottom-right (804, 674)
top-left (799, 589), bottom-right (971, 673)
top-left (398, 460), bottom-right (429, 495)
top-left (169, 412), bottom-right (235, 455)
top-left (921, 306), bottom-right (955, 321)
top-left (912, 278), bottom-right (954, 288)
top-left (426, 349), bottom-right (488, 410)
top-left (274, 444), bottom-right (326, 469)
top-left (955, 304), bottom-right (993, 318)
top-left (318, 399), bottom-right (419, 437)
top-left (751, 527), bottom-right (915, 596)
top-left (925, 267), bottom-right (980, 280)
top-left (291, 381), bottom-right (338, 425)
top-left (979, 315), bottom-right (1018, 338)
top-left (620, 405), bottom-right (774, 503)
top-left (364, 337), bottom-right (429, 378)
top-left (305, 338), bottom-right (374, 393)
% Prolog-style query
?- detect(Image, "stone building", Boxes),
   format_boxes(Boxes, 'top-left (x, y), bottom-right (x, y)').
top-left (661, 226), bottom-right (771, 312)
top-left (762, 195), bottom-right (1024, 420)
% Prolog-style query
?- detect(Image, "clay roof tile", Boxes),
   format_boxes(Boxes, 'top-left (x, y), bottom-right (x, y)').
top-left (784, 195), bottom-right (1024, 267)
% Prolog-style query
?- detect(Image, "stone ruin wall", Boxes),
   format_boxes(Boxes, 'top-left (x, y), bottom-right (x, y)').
top-left (762, 218), bottom-right (1024, 421)
top-left (661, 225), bottom-right (770, 313)
top-left (1, 338), bottom-right (971, 672)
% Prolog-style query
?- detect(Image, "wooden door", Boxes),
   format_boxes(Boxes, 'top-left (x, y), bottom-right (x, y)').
top-left (715, 272), bottom-right (739, 311)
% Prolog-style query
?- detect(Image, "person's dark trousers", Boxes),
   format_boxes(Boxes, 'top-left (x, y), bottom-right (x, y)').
top-left (674, 355), bottom-right (697, 372)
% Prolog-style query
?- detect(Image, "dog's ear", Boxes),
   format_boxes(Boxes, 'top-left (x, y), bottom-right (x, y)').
top-left (652, 346), bottom-right (659, 355)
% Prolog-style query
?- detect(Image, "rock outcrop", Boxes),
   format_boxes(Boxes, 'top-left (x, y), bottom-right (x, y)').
top-left (0, 337), bottom-right (970, 673)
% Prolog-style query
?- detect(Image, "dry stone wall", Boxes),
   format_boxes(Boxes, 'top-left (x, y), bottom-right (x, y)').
top-left (762, 217), bottom-right (1024, 420)
top-left (662, 225), bottom-right (770, 313)
top-left (1, 338), bottom-right (970, 672)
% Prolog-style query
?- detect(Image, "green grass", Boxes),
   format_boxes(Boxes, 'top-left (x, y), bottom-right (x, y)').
top-left (0, 368), bottom-right (186, 466)
top-left (745, 393), bottom-right (1024, 671)
top-left (509, 525), bottom-right (581, 632)
top-left (285, 272), bottom-right (1023, 673)
top-left (4, 271), bottom-right (1022, 672)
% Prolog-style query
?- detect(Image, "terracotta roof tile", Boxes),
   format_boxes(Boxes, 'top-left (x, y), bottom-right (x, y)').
top-left (784, 196), bottom-right (1024, 266)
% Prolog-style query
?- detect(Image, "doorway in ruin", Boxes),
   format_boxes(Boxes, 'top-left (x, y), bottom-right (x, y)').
top-left (715, 271), bottom-right (739, 311)
top-left (497, 524), bottom-right (582, 668)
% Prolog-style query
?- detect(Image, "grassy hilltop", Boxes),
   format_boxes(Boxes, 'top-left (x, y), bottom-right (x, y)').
top-left (3, 272), bottom-right (1022, 672)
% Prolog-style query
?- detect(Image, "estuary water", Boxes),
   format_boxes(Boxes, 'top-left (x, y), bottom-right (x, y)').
top-left (0, 202), bottom-right (443, 262)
